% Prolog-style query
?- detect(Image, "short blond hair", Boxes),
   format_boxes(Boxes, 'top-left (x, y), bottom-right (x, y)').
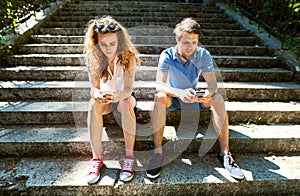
top-left (174, 18), bottom-right (202, 40)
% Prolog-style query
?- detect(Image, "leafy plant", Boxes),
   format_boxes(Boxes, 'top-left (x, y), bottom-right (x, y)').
top-left (228, 0), bottom-right (300, 58)
top-left (0, 0), bottom-right (55, 45)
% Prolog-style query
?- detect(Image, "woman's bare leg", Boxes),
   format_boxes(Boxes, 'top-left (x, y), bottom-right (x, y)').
top-left (118, 96), bottom-right (136, 157)
top-left (87, 100), bottom-right (112, 158)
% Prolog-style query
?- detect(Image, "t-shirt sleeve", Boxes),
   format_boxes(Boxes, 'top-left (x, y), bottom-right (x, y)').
top-left (158, 50), bottom-right (170, 73)
top-left (200, 49), bottom-right (214, 72)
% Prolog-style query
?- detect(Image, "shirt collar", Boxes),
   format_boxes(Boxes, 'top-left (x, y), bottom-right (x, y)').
top-left (172, 45), bottom-right (197, 63)
top-left (172, 46), bottom-right (179, 61)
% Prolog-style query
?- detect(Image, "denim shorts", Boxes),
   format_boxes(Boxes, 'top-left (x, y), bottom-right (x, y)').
top-left (166, 97), bottom-right (210, 112)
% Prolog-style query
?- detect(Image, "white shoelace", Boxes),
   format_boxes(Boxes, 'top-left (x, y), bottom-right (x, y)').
top-left (225, 154), bottom-right (236, 167)
top-left (90, 160), bottom-right (101, 174)
top-left (122, 158), bottom-right (134, 172)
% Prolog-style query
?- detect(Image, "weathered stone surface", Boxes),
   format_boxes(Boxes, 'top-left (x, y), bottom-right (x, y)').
top-left (38, 28), bottom-right (251, 37)
top-left (6, 54), bottom-right (280, 68)
top-left (0, 154), bottom-right (299, 195)
top-left (0, 125), bottom-right (300, 157)
top-left (0, 0), bottom-right (299, 195)
top-left (51, 16), bottom-right (235, 24)
top-left (44, 21), bottom-right (242, 29)
top-left (0, 101), bottom-right (299, 126)
top-left (1, 81), bottom-right (299, 102)
top-left (28, 36), bottom-right (258, 45)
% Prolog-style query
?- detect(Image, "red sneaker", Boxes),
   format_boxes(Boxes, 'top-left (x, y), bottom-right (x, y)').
top-left (86, 157), bottom-right (103, 184)
top-left (120, 156), bottom-right (135, 182)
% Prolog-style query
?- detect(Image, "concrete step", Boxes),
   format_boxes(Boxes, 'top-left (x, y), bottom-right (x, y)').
top-left (54, 11), bottom-right (224, 19)
top-left (57, 10), bottom-right (227, 18)
top-left (202, 55), bottom-right (280, 68)
top-left (61, 6), bottom-right (222, 13)
top-left (64, 2), bottom-right (213, 7)
top-left (43, 21), bottom-right (241, 29)
top-left (1, 65), bottom-right (292, 82)
top-left (50, 16), bottom-right (235, 24)
top-left (0, 66), bottom-right (85, 81)
top-left (19, 43), bottom-right (270, 56)
top-left (67, 1), bottom-right (219, 9)
top-left (0, 101), bottom-right (299, 125)
top-left (38, 28), bottom-right (252, 37)
top-left (77, 0), bottom-right (198, 3)
top-left (0, 153), bottom-right (299, 195)
top-left (57, 5), bottom-right (223, 14)
top-left (75, 0), bottom-right (213, 5)
top-left (28, 35), bottom-right (258, 46)
top-left (6, 54), bottom-right (281, 69)
top-left (131, 45), bottom-right (270, 56)
top-left (0, 124), bottom-right (299, 157)
top-left (1, 81), bottom-right (299, 102)
top-left (136, 64), bottom-right (294, 82)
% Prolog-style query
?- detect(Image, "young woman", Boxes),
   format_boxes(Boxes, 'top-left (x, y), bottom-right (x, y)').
top-left (83, 15), bottom-right (140, 184)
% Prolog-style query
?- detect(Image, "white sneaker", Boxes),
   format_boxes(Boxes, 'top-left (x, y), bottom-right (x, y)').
top-left (217, 153), bottom-right (244, 180)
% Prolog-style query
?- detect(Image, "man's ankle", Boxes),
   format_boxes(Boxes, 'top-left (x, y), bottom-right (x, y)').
top-left (154, 148), bottom-right (163, 155)
top-left (219, 150), bottom-right (230, 156)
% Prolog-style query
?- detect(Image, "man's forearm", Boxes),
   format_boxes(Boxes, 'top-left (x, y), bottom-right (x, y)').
top-left (202, 72), bottom-right (218, 95)
top-left (156, 81), bottom-right (185, 97)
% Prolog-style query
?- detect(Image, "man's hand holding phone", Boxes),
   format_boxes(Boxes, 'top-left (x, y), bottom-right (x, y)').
top-left (195, 89), bottom-right (208, 102)
top-left (196, 89), bottom-right (206, 98)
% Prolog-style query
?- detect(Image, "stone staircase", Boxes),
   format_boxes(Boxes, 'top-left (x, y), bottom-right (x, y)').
top-left (1, 0), bottom-right (300, 195)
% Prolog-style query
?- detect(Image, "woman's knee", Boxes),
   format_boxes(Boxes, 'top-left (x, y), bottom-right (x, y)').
top-left (118, 96), bottom-right (135, 112)
top-left (90, 100), bottom-right (112, 115)
top-left (154, 92), bottom-right (169, 104)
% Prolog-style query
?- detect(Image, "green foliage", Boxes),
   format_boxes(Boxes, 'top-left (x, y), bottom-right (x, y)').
top-left (0, 0), bottom-right (55, 45)
top-left (239, 117), bottom-right (262, 128)
top-left (229, 0), bottom-right (300, 57)
top-left (0, 0), bottom-right (27, 35)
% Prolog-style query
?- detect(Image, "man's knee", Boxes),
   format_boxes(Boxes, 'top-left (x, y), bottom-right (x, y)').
top-left (211, 93), bottom-right (225, 106)
top-left (213, 93), bottom-right (224, 101)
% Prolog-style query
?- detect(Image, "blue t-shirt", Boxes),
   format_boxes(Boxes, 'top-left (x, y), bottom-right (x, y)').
top-left (158, 46), bottom-right (214, 90)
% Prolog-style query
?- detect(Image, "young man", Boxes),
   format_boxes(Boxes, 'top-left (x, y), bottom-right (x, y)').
top-left (146, 18), bottom-right (244, 180)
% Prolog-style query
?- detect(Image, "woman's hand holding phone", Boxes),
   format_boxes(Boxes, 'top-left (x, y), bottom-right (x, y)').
top-left (93, 90), bottom-right (115, 104)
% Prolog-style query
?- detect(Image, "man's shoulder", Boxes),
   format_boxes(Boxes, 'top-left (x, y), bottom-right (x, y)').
top-left (195, 46), bottom-right (212, 59)
top-left (196, 46), bottom-right (210, 54)
top-left (161, 46), bottom-right (175, 55)
top-left (160, 46), bottom-right (176, 60)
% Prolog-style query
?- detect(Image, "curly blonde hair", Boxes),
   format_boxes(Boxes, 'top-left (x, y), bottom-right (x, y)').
top-left (83, 15), bottom-right (140, 83)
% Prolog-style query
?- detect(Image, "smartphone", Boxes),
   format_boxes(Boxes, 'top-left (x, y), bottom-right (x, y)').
top-left (101, 90), bottom-right (114, 97)
top-left (196, 89), bottom-right (205, 98)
